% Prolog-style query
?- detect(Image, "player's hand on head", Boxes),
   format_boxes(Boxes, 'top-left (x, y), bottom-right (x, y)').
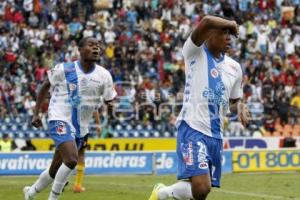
top-left (230, 20), bottom-right (239, 38)
top-left (238, 103), bottom-right (251, 127)
top-left (32, 115), bottom-right (43, 128)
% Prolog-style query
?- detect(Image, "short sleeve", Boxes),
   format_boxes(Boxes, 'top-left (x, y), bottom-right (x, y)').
top-left (182, 35), bottom-right (203, 59)
top-left (230, 64), bottom-right (243, 99)
top-left (47, 64), bottom-right (64, 86)
top-left (103, 72), bottom-right (117, 101)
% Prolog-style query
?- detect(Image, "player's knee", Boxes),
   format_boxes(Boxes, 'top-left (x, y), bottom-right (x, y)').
top-left (64, 156), bottom-right (78, 169)
top-left (192, 185), bottom-right (211, 200)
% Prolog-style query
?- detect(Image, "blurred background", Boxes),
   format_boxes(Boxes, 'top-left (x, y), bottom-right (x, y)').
top-left (0, 1), bottom-right (300, 199)
top-left (0, 0), bottom-right (300, 146)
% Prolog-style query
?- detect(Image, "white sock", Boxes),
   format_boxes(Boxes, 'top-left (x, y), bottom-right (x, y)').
top-left (158, 181), bottom-right (193, 200)
top-left (48, 163), bottom-right (73, 200)
top-left (28, 168), bottom-right (53, 196)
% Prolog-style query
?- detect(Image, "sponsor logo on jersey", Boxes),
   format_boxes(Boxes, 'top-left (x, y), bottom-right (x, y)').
top-left (190, 60), bottom-right (196, 66)
top-left (90, 78), bottom-right (102, 84)
top-left (202, 82), bottom-right (228, 108)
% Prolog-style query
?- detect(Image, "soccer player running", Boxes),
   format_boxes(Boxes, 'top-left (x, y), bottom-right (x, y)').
top-left (149, 16), bottom-right (251, 200)
top-left (23, 37), bottom-right (116, 200)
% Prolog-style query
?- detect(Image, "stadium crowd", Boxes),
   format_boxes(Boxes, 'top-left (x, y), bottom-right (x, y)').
top-left (0, 0), bottom-right (300, 139)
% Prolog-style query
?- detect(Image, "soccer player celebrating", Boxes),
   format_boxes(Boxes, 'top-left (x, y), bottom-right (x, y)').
top-left (149, 16), bottom-right (251, 200)
top-left (23, 37), bottom-right (116, 200)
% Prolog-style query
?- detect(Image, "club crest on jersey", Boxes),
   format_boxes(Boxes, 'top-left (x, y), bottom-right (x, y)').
top-left (210, 68), bottom-right (219, 78)
top-left (69, 83), bottom-right (77, 91)
top-left (56, 122), bottom-right (67, 135)
top-left (199, 162), bottom-right (208, 169)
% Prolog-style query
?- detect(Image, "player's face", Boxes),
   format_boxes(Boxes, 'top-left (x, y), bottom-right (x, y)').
top-left (209, 29), bottom-right (232, 53)
top-left (80, 38), bottom-right (102, 62)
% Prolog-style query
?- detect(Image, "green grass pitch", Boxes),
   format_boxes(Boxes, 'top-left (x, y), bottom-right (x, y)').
top-left (1, 173), bottom-right (299, 200)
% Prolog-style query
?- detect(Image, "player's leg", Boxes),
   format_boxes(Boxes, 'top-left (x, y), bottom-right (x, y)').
top-left (149, 121), bottom-right (213, 200)
top-left (189, 135), bottom-right (223, 200)
top-left (73, 134), bottom-right (88, 192)
top-left (149, 121), bottom-right (195, 200)
top-left (44, 120), bottom-right (78, 200)
top-left (49, 140), bottom-right (78, 200)
top-left (23, 150), bottom-right (62, 200)
top-left (73, 146), bottom-right (86, 192)
top-left (153, 175), bottom-right (211, 200)
top-left (190, 174), bottom-right (211, 200)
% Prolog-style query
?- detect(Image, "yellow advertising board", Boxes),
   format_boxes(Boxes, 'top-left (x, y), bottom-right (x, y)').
top-left (31, 138), bottom-right (177, 151)
top-left (233, 150), bottom-right (300, 172)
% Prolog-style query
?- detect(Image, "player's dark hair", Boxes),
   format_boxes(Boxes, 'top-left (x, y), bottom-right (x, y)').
top-left (78, 36), bottom-right (94, 48)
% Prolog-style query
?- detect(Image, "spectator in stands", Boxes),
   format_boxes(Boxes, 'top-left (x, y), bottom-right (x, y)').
top-left (291, 89), bottom-right (300, 109)
top-left (0, 133), bottom-right (14, 152)
top-left (0, 0), bottom-right (300, 138)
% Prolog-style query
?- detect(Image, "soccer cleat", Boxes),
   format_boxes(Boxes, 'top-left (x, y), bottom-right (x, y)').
top-left (73, 185), bottom-right (86, 193)
top-left (148, 183), bottom-right (165, 200)
top-left (23, 186), bottom-right (35, 200)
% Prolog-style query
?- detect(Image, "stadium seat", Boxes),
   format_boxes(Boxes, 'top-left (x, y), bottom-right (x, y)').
top-left (292, 129), bottom-right (300, 137)
top-left (154, 131), bottom-right (160, 137)
top-left (163, 131), bottom-right (170, 137)
top-left (4, 117), bottom-right (11, 123)
top-left (11, 125), bottom-right (18, 131)
top-left (112, 131), bottom-right (119, 138)
top-left (174, 131), bottom-right (178, 137)
top-left (263, 131), bottom-right (271, 137)
top-left (126, 124), bottom-right (133, 131)
top-left (143, 131), bottom-right (150, 137)
top-left (28, 132), bottom-right (35, 138)
top-left (21, 124), bottom-right (28, 131)
top-left (156, 124), bottom-right (162, 130)
top-left (146, 124), bottom-right (153, 130)
top-left (116, 124), bottom-right (122, 131)
top-left (274, 124), bottom-right (283, 132)
top-left (17, 132), bottom-right (25, 138)
top-left (15, 117), bottom-right (21, 123)
top-left (132, 131), bottom-right (139, 138)
top-left (122, 131), bottom-right (129, 138)
top-left (272, 131), bottom-right (282, 137)
top-left (283, 124), bottom-right (293, 137)
top-left (1, 125), bottom-right (7, 131)
top-left (152, 131), bottom-right (160, 138)
top-left (293, 125), bottom-right (300, 133)
top-left (136, 124), bottom-right (143, 131)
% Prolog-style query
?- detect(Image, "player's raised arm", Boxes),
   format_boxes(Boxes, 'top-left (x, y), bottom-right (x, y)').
top-left (191, 15), bottom-right (239, 47)
top-left (32, 78), bottom-right (51, 128)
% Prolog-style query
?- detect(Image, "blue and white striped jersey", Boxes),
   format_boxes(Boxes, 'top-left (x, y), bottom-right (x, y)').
top-left (176, 36), bottom-right (243, 139)
top-left (47, 60), bottom-right (117, 138)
